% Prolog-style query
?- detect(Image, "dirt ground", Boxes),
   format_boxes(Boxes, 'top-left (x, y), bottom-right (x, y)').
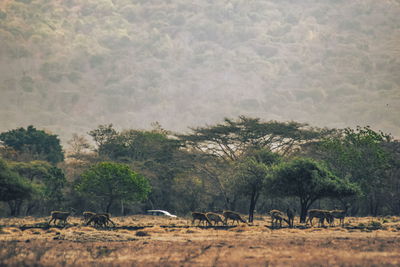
top-left (1, 215), bottom-right (400, 266)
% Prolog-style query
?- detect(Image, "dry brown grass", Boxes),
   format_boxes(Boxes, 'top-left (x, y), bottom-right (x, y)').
top-left (1, 215), bottom-right (400, 266)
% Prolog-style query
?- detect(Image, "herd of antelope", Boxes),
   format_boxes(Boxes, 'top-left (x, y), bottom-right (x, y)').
top-left (270, 208), bottom-right (347, 228)
top-left (47, 208), bottom-right (347, 229)
top-left (48, 210), bottom-right (116, 228)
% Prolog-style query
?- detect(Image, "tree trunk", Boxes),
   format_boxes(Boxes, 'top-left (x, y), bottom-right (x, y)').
top-left (25, 202), bottom-right (36, 216)
top-left (300, 201), bottom-right (308, 223)
top-left (248, 190), bottom-right (260, 223)
top-left (106, 198), bottom-right (113, 213)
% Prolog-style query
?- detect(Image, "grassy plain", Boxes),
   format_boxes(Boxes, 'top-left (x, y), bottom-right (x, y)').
top-left (1, 215), bottom-right (400, 266)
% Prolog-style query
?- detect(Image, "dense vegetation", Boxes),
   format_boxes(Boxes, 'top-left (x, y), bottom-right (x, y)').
top-left (0, 0), bottom-right (399, 141)
top-left (1, 117), bottom-right (399, 220)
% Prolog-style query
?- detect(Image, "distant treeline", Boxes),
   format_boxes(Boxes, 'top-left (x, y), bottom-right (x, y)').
top-left (1, 116), bottom-right (399, 221)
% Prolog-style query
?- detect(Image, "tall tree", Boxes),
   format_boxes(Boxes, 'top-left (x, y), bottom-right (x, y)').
top-left (270, 158), bottom-right (359, 222)
top-left (179, 116), bottom-right (330, 210)
top-left (0, 125), bottom-right (64, 164)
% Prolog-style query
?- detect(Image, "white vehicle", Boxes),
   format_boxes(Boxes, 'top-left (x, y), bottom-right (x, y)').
top-left (146, 210), bottom-right (177, 218)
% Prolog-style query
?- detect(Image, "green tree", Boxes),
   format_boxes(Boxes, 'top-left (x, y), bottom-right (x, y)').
top-left (270, 158), bottom-right (359, 222)
top-left (88, 124), bottom-right (187, 213)
top-left (316, 126), bottom-right (392, 215)
top-left (76, 162), bottom-right (151, 212)
top-left (9, 161), bottom-right (66, 215)
top-left (0, 158), bottom-right (34, 215)
top-left (0, 126), bottom-right (64, 164)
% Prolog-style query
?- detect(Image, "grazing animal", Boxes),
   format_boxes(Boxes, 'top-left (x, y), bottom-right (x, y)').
top-left (222, 210), bottom-right (247, 225)
top-left (82, 211), bottom-right (96, 223)
top-left (330, 209), bottom-right (346, 226)
top-left (270, 209), bottom-right (285, 228)
top-left (97, 213), bottom-right (116, 227)
top-left (49, 211), bottom-right (71, 225)
top-left (86, 214), bottom-right (108, 228)
top-left (84, 212), bottom-right (116, 227)
top-left (191, 212), bottom-right (212, 226)
top-left (286, 208), bottom-right (295, 228)
top-left (206, 212), bottom-right (225, 226)
top-left (307, 209), bottom-right (332, 227)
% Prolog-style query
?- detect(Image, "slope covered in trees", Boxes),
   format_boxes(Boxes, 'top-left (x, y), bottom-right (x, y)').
top-left (0, 0), bottom-right (399, 141)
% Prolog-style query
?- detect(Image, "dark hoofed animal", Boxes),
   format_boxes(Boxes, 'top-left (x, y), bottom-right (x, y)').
top-left (222, 210), bottom-right (247, 225)
top-left (206, 212), bottom-right (225, 226)
top-left (49, 211), bottom-right (72, 225)
top-left (191, 212), bottom-right (212, 226)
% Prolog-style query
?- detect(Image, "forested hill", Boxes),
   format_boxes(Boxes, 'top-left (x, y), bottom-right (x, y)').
top-left (0, 0), bottom-right (399, 141)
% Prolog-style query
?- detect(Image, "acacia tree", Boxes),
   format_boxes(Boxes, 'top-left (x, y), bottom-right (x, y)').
top-left (179, 116), bottom-right (331, 210)
top-left (76, 162), bottom-right (151, 212)
top-left (270, 158), bottom-right (359, 222)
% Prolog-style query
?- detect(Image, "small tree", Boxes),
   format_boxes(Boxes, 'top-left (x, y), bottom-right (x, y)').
top-left (76, 162), bottom-right (151, 212)
top-left (270, 158), bottom-right (359, 222)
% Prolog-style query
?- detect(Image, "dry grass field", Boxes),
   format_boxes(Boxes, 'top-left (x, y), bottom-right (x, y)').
top-left (1, 215), bottom-right (400, 266)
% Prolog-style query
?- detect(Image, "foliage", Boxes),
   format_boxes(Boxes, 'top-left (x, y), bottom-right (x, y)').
top-left (0, 158), bottom-right (34, 210)
top-left (7, 160), bottom-right (66, 214)
top-left (180, 116), bottom-right (330, 159)
top-left (270, 157), bottom-right (359, 222)
top-left (316, 126), bottom-right (392, 215)
top-left (0, 126), bottom-right (64, 164)
top-left (76, 162), bottom-right (151, 212)
top-left (179, 116), bottom-right (327, 210)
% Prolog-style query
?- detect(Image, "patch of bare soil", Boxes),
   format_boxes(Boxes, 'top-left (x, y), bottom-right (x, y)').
top-left (1, 216), bottom-right (400, 266)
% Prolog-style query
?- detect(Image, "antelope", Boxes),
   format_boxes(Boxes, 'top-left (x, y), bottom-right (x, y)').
top-left (269, 209), bottom-right (285, 228)
top-left (206, 212), bottom-right (225, 226)
top-left (307, 209), bottom-right (332, 227)
top-left (82, 211), bottom-right (96, 224)
top-left (329, 209), bottom-right (346, 227)
top-left (86, 214), bottom-right (108, 228)
top-left (222, 210), bottom-right (247, 225)
top-left (191, 212), bottom-right (212, 226)
top-left (84, 212), bottom-right (116, 227)
top-left (97, 213), bottom-right (116, 227)
top-left (49, 211), bottom-right (72, 225)
top-left (286, 208), bottom-right (295, 228)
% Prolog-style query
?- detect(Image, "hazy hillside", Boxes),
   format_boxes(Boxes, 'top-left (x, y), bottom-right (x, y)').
top-left (0, 0), bottom-right (399, 142)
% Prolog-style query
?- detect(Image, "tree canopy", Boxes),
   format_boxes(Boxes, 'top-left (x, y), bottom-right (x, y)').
top-left (0, 126), bottom-right (64, 164)
top-left (0, 158), bottom-right (33, 204)
top-left (270, 158), bottom-right (359, 222)
top-left (316, 126), bottom-right (392, 215)
top-left (76, 162), bottom-right (151, 212)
